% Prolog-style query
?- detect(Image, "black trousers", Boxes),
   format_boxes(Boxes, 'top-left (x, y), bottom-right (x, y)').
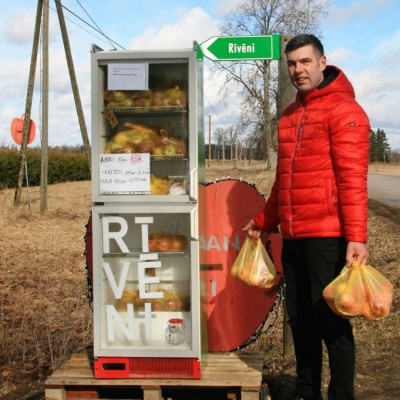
top-left (282, 238), bottom-right (355, 400)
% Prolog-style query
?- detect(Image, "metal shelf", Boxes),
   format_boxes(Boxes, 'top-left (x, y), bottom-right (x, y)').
top-left (105, 106), bottom-right (187, 113)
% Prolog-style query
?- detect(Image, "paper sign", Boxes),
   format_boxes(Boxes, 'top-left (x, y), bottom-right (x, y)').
top-left (99, 153), bottom-right (150, 194)
top-left (108, 63), bottom-right (148, 90)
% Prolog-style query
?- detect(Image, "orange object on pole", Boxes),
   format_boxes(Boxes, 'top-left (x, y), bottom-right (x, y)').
top-left (10, 114), bottom-right (36, 145)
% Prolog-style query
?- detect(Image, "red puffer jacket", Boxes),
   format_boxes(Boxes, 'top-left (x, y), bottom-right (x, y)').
top-left (254, 66), bottom-right (370, 242)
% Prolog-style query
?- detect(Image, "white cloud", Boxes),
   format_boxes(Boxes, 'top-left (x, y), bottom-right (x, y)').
top-left (327, 0), bottom-right (392, 24)
top-left (213, 0), bottom-right (242, 16)
top-left (3, 7), bottom-right (59, 46)
top-left (0, 58), bottom-right (32, 99)
top-left (2, 9), bottom-right (36, 45)
top-left (323, 20), bottom-right (400, 150)
top-left (326, 48), bottom-right (356, 69)
top-left (203, 61), bottom-right (242, 129)
top-left (127, 7), bottom-right (219, 50)
top-left (349, 69), bottom-right (400, 149)
top-left (372, 29), bottom-right (400, 72)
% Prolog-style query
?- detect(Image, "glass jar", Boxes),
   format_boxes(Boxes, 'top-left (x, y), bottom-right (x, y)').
top-left (165, 318), bottom-right (185, 345)
top-left (169, 176), bottom-right (186, 195)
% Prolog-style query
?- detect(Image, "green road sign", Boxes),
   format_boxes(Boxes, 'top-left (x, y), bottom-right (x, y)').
top-left (199, 35), bottom-right (280, 61)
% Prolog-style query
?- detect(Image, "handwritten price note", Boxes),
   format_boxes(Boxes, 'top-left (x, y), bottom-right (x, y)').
top-left (99, 153), bottom-right (150, 194)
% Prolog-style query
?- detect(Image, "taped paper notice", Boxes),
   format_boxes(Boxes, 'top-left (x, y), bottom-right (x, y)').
top-left (108, 63), bottom-right (148, 90)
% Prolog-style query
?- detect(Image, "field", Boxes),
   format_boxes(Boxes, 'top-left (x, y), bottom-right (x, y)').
top-left (0, 161), bottom-right (399, 400)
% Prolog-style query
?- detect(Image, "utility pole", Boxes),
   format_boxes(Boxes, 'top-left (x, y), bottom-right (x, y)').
top-left (233, 127), bottom-right (238, 169)
top-left (14, 0), bottom-right (91, 209)
top-left (40, 0), bottom-right (49, 212)
top-left (235, 127), bottom-right (238, 167)
top-left (222, 131), bottom-right (225, 166)
top-left (14, 0), bottom-right (43, 206)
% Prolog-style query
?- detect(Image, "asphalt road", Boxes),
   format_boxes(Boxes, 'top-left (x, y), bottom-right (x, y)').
top-left (368, 173), bottom-right (400, 209)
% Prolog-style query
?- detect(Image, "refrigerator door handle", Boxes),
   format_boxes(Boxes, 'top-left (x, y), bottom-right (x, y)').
top-left (191, 207), bottom-right (198, 239)
top-left (190, 167), bottom-right (198, 200)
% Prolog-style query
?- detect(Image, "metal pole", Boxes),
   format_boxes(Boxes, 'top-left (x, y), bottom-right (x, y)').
top-left (235, 127), bottom-right (238, 167)
top-left (14, 0), bottom-right (43, 206)
top-left (233, 127), bottom-right (238, 169)
top-left (222, 132), bottom-right (225, 166)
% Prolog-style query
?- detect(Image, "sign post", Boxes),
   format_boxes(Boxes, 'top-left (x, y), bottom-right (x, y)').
top-left (199, 34), bottom-right (280, 61)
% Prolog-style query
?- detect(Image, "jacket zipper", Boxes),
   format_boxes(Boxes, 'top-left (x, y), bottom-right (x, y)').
top-left (288, 104), bottom-right (306, 238)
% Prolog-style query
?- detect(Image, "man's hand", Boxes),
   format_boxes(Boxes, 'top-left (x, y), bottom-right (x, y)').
top-left (346, 241), bottom-right (369, 265)
top-left (242, 219), bottom-right (262, 239)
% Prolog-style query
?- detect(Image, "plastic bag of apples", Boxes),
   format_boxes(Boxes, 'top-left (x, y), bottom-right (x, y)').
top-left (323, 261), bottom-right (393, 320)
top-left (230, 237), bottom-right (276, 289)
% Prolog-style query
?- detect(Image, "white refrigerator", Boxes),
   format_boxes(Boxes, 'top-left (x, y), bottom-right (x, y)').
top-left (90, 44), bottom-right (205, 378)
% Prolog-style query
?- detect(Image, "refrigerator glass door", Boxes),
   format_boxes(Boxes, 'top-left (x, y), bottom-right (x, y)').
top-left (92, 204), bottom-right (200, 358)
top-left (91, 50), bottom-right (199, 203)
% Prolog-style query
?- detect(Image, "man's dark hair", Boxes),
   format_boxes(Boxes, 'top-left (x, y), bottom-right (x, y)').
top-left (285, 34), bottom-right (324, 57)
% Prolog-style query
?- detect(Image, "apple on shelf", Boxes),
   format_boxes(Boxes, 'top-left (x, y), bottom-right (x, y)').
top-left (104, 86), bottom-right (187, 109)
top-left (160, 136), bottom-right (186, 158)
top-left (148, 233), bottom-right (188, 252)
top-left (153, 288), bottom-right (190, 312)
top-left (104, 122), bottom-right (161, 154)
top-left (104, 122), bottom-right (187, 158)
top-left (158, 236), bottom-right (172, 252)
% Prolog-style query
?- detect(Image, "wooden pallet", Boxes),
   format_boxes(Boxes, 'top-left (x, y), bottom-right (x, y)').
top-left (45, 348), bottom-right (271, 400)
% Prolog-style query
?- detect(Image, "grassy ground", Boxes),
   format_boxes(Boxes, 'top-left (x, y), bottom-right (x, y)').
top-left (0, 161), bottom-right (399, 399)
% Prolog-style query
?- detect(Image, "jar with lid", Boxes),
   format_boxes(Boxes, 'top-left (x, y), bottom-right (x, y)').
top-left (165, 318), bottom-right (185, 345)
top-left (169, 176), bottom-right (186, 195)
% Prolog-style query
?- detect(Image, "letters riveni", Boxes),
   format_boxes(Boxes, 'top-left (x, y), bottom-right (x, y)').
top-left (228, 42), bottom-right (255, 54)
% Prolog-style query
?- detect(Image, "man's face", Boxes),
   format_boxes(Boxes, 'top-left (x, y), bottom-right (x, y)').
top-left (286, 44), bottom-right (327, 94)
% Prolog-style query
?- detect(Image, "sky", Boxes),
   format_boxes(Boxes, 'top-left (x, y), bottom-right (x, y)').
top-left (1, 0), bottom-right (400, 150)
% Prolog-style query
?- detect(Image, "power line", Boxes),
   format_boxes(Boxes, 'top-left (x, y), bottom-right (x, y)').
top-left (204, 92), bottom-right (228, 127)
top-left (51, 0), bottom-right (126, 50)
top-left (74, 0), bottom-right (116, 50)
top-left (47, 3), bottom-right (114, 48)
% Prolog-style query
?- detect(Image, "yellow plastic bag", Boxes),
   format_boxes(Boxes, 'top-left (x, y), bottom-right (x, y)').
top-left (230, 237), bottom-right (256, 281)
top-left (359, 263), bottom-right (393, 320)
top-left (323, 261), bottom-right (393, 320)
top-left (231, 238), bottom-right (276, 289)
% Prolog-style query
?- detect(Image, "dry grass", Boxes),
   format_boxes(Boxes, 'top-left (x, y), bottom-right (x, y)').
top-left (0, 181), bottom-right (93, 399)
top-left (368, 162), bottom-right (400, 177)
top-left (0, 162), bottom-right (399, 400)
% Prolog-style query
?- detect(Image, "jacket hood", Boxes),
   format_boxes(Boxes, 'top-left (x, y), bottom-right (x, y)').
top-left (296, 65), bottom-right (356, 104)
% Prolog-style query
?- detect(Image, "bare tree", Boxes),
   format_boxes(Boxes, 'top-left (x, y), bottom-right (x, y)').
top-left (210, 0), bottom-right (329, 168)
top-left (225, 125), bottom-right (236, 162)
top-left (213, 126), bottom-right (238, 161)
top-left (213, 127), bottom-right (224, 160)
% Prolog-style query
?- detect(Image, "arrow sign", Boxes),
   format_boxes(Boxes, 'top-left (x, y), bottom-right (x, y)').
top-left (200, 35), bottom-right (280, 61)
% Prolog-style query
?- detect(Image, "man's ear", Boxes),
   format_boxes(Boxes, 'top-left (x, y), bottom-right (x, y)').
top-left (320, 55), bottom-right (327, 71)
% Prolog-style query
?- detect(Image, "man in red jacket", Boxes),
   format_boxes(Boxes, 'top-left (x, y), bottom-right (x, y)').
top-left (244, 34), bottom-right (370, 400)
